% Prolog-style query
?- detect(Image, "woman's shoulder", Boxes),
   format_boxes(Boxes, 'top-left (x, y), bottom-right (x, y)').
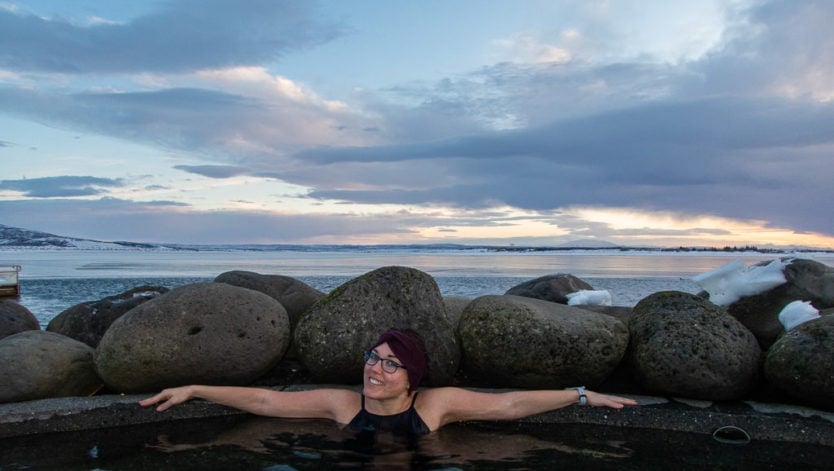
top-left (414, 387), bottom-right (480, 412)
top-left (414, 387), bottom-right (485, 431)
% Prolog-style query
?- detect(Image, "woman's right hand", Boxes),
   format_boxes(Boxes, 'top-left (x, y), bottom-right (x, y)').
top-left (139, 385), bottom-right (195, 412)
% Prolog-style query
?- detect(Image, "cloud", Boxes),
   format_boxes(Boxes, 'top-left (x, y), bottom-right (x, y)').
top-left (0, 176), bottom-right (124, 197)
top-left (174, 165), bottom-right (250, 179)
top-left (0, 0), bottom-right (832, 247)
top-left (291, 97), bottom-right (834, 229)
top-left (0, 84), bottom-right (374, 159)
top-left (0, 0), bottom-right (344, 73)
top-left (2, 196), bottom-right (830, 248)
top-left (277, 0), bottom-right (834, 237)
top-left (0, 198), bottom-right (421, 244)
top-left (489, 32), bottom-right (573, 64)
top-left (686, 0), bottom-right (834, 102)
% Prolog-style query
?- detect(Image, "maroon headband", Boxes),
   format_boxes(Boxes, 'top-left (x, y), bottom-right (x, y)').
top-left (372, 329), bottom-right (428, 393)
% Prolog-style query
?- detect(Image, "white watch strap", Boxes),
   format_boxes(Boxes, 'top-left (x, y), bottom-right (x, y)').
top-left (572, 386), bottom-right (587, 405)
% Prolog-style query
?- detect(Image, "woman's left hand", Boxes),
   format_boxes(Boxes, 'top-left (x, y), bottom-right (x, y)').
top-left (587, 391), bottom-right (638, 409)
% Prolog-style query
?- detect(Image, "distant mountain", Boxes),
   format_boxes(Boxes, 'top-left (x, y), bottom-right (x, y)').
top-left (1, 223), bottom-right (828, 253)
top-left (556, 239), bottom-right (621, 249)
top-left (0, 224), bottom-right (159, 250)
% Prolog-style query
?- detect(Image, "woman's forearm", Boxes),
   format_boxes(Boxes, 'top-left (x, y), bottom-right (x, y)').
top-left (140, 385), bottom-right (360, 423)
top-left (502, 389), bottom-right (582, 419)
top-left (187, 385), bottom-right (270, 415)
top-left (139, 385), bottom-right (269, 414)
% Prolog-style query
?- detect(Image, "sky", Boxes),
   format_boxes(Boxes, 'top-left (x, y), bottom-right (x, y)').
top-left (1, 0), bottom-right (833, 248)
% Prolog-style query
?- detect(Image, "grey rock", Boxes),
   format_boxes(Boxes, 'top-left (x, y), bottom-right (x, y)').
top-left (214, 271), bottom-right (324, 331)
top-left (764, 313), bottom-right (834, 410)
top-left (579, 305), bottom-right (632, 325)
top-left (0, 300), bottom-right (40, 340)
top-left (0, 331), bottom-right (102, 403)
top-left (457, 294), bottom-right (629, 388)
top-left (214, 270), bottom-right (324, 359)
top-left (443, 296), bottom-right (472, 329)
top-left (505, 274), bottom-right (593, 304)
top-left (95, 282), bottom-right (290, 393)
top-left (46, 285), bottom-right (168, 348)
top-left (728, 258), bottom-right (834, 349)
top-left (629, 291), bottom-right (762, 401)
top-left (294, 266), bottom-right (459, 385)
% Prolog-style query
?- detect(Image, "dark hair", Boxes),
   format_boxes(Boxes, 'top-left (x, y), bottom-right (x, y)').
top-left (371, 328), bottom-right (429, 393)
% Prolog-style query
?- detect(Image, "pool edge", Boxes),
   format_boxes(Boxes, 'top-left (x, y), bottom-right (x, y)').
top-left (1, 388), bottom-right (832, 447)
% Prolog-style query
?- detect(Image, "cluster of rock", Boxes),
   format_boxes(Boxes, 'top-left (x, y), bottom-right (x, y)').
top-left (1, 259), bottom-right (832, 412)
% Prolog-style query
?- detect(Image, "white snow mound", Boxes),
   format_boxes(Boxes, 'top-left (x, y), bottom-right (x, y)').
top-left (778, 300), bottom-right (820, 331)
top-left (691, 258), bottom-right (790, 307)
top-left (567, 289), bottom-right (613, 306)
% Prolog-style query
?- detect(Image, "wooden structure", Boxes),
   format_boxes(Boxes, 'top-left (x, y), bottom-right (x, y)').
top-left (0, 265), bottom-right (21, 297)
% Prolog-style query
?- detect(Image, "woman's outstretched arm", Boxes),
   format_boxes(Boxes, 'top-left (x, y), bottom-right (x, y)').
top-left (417, 387), bottom-right (637, 430)
top-left (139, 385), bottom-right (361, 423)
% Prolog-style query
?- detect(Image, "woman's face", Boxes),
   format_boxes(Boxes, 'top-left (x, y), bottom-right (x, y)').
top-left (363, 342), bottom-right (410, 400)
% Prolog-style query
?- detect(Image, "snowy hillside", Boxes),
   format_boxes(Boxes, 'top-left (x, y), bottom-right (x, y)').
top-left (0, 224), bottom-right (160, 250)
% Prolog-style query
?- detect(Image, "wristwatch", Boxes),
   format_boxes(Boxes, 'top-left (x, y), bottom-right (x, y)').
top-left (570, 386), bottom-right (587, 405)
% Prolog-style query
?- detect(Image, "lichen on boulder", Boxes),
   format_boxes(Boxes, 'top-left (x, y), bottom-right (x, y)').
top-left (0, 300), bottom-right (40, 340)
top-left (0, 330), bottom-right (102, 403)
top-left (294, 266), bottom-right (459, 385)
top-left (505, 274), bottom-right (594, 304)
top-left (764, 314), bottom-right (834, 411)
top-left (47, 285), bottom-right (168, 348)
top-left (628, 291), bottom-right (761, 401)
top-left (95, 282), bottom-right (290, 393)
top-left (457, 294), bottom-right (628, 388)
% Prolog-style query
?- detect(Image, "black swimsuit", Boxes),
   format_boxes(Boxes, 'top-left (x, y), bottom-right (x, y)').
top-left (347, 393), bottom-right (431, 436)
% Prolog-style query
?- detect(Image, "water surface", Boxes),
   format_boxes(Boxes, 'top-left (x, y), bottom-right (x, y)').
top-left (3, 248), bottom-right (833, 327)
top-left (2, 415), bottom-right (831, 470)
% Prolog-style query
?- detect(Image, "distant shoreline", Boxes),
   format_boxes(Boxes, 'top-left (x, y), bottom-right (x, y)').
top-left (3, 223), bottom-right (833, 253)
top-left (2, 243), bottom-right (833, 255)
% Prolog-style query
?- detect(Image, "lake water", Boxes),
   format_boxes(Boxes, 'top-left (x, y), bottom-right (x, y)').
top-left (2, 248), bottom-right (833, 327)
top-left (3, 248), bottom-right (834, 469)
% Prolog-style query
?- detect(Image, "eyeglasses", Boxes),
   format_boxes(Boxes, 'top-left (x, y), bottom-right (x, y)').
top-left (364, 350), bottom-right (407, 374)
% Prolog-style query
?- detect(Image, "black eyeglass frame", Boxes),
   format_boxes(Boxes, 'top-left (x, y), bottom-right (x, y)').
top-left (364, 350), bottom-right (407, 374)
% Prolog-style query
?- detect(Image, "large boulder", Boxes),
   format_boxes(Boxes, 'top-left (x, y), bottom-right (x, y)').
top-left (505, 274), bottom-right (594, 304)
top-left (0, 300), bottom-right (40, 340)
top-left (0, 330), bottom-right (102, 403)
top-left (443, 296), bottom-right (472, 329)
top-left (728, 258), bottom-right (834, 349)
top-left (457, 295), bottom-right (629, 389)
top-left (580, 305), bottom-right (632, 325)
top-left (46, 285), bottom-right (168, 348)
top-left (628, 291), bottom-right (762, 401)
top-left (294, 266), bottom-right (459, 385)
top-left (96, 282), bottom-right (290, 393)
top-left (214, 271), bottom-right (324, 357)
top-left (764, 314), bottom-right (834, 410)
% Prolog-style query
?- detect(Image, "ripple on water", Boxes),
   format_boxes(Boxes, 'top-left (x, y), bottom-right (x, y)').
top-left (1, 416), bottom-right (832, 470)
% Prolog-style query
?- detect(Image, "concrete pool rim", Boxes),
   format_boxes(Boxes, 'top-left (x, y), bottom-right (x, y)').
top-left (1, 386), bottom-right (832, 448)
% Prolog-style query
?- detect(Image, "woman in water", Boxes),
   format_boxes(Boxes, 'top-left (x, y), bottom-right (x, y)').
top-left (140, 328), bottom-right (637, 435)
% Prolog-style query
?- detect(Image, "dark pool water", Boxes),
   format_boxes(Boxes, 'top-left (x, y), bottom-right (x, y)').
top-left (1, 415), bottom-right (832, 470)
